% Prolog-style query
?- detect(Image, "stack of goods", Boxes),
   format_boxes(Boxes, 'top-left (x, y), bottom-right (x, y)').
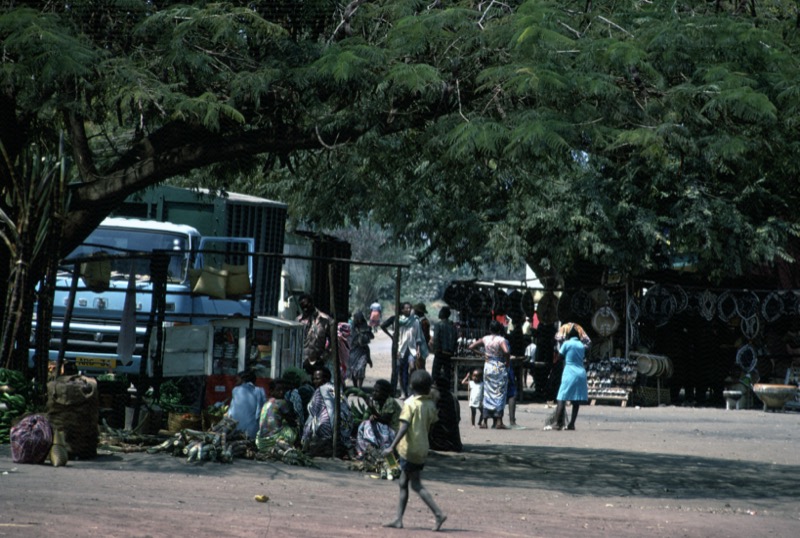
top-left (586, 357), bottom-right (638, 401)
top-left (630, 352), bottom-right (673, 406)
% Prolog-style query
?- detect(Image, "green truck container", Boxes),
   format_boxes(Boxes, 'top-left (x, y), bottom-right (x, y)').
top-left (116, 186), bottom-right (287, 316)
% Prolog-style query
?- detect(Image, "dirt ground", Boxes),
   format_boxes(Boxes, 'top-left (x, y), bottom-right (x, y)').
top-left (2, 331), bottom-right (799, 537)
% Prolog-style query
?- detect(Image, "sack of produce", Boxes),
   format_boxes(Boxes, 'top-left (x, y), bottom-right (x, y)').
top-left (47, 375), bottom-right (99, 459)
top-left (11, 414), bottom-right (53, 464)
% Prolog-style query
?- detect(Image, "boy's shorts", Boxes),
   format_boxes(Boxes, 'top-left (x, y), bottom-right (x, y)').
top-left (399, 457), bottom-right (425, 473)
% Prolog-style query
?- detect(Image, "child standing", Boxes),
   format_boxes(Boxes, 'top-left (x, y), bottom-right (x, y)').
top-left (383, 370), bottom-right (447, 532)
top-left (461, 368), bottom-right (485, 428)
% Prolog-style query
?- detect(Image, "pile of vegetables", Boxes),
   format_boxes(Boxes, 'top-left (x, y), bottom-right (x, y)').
top-left (155, 380), bottom-right (193, 414)
top-left (148, 416), bottom-right (247, 463)
top-left (0, 368), bottom-right (33, 444)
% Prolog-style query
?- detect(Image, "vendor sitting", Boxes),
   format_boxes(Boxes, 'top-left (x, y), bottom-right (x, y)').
top-left (355, 379), bottom-right (401, 457)
top-left (301, 367), bottom-right (353, 458)
top-left (226, 370), bottom-right (266, 439)
top-left (429, 376), bottom-right (463, 452)
top-left (256, 378), bottom-right (298, 452)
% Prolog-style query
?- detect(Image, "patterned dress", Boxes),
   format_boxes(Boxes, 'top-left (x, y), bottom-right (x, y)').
top-left (256, 398), bottom-right (297, 452)
top-left (480, 334), bottom-right (509, 418)
top-left (301, 382), bottom-right (353, 457)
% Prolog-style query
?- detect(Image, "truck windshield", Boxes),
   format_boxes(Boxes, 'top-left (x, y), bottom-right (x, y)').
top-left (64, 227), bottom-right (190, 283)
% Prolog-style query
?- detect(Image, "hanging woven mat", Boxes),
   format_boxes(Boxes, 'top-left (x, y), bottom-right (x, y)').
top-left (735, 344), bottom-right (758, 373)
top-left (740, 315), bottom-right (760, 340)
top-left (443, 282), bottom-right (466, 310)
top-left (642, 284), bottom-right (676, 327)
top-left (492, 289), bottom-right (512, 315)
top-left (506, 290), bottom-right (524, 320)
top-left (761, 291), bottom-right (784, 323)
top-left (570, 289), bottom-right (593, 318)
top-left (537, 291), bottom-right (559, 325)
top-left (671, 285), bottom-right (689, 314)
top-left (716, 290), bottom-right (737, 322)
top-left (626, 297), bottom-right (640, 323)
top-left (699, 290), bottom-right (717, 321)
top-left (589, 287), bottom-right (610, 309)
top-left (521, 290), bottom-right (537, 318)
top-left (557, 290), bottom-right (572, 321)
top-left (591, 306), bottom-right (620, 337)
top-left (735, 291), bottom-right (760, 319)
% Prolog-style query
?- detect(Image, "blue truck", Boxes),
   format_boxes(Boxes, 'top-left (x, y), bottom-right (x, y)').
top-left (31, 189), bottom-right (288, 377)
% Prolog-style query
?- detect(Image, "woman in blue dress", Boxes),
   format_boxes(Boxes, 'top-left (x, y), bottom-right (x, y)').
top-left (545, 323), bottom-right (589, 431)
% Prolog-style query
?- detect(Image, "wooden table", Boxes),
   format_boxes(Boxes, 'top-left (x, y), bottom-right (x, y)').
top-left (451, 356), bottom-right (526, 402)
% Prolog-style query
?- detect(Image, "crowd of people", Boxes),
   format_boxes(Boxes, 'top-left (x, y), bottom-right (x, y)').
top-left (221, 293), bottom-right (591, 533)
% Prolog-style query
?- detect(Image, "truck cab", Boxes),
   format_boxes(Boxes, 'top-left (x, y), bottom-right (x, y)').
top-left (31, 217), bottom-right (254, 376)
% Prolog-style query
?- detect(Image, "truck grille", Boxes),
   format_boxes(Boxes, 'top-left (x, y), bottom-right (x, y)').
top-left (47, 318), bottom-right (146, 357)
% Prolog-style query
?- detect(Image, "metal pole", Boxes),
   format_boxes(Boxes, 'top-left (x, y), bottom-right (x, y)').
top-left (328, 263), bottom-right (341, 457)
top-left (625, 280), bottom-right (630, 359)
top-left (391, 267), bottom-right (401, 396)
top-left (55, 262), bottom-right (80, 377)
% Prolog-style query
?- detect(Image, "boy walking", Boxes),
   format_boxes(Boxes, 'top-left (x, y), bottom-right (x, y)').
top-left (383, 370), bottom-right (447, 531)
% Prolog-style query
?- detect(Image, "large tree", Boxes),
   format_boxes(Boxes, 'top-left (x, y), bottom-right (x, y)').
top-left (2, 0), bottom-right (800, 369)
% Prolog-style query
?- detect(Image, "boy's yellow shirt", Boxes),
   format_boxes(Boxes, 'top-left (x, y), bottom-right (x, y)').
top-left (397, 394), bottom-right (438, 464)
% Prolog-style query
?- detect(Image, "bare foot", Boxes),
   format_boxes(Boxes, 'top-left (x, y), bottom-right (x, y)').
top-left (434, 514), bottom-right (447, 531)
top-left (383, 520), bottom-right (403, 528)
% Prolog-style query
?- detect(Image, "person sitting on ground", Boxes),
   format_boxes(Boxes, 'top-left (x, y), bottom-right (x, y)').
top-left (355, 379), bottom-right (401, 457)
top-left (256, 378), bottom-right (298, 452)
top-left (280, 368), bottom-right (308, 426)
top-left (226, 369), bottom-right (267, 439)
top-left (301, 366), bottom-right (353, 458)
top-left (429, 377), bottom-right (463, 452)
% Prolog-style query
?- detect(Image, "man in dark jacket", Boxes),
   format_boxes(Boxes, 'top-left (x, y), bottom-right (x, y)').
top-left (431, 306), bottom-right (458, 384)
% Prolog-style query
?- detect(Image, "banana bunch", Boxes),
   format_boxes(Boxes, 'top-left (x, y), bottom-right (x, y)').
top-left (0, 368), bottom-right (32, 445)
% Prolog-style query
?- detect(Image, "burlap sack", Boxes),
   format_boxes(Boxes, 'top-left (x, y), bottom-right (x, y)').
top-left (47, 375), bottom-right (99, 459)
top-left (223, 263), bottom-right (251, 296)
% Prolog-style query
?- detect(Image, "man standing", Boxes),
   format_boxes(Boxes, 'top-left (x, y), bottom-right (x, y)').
top-left (431, 306), bottom-right (458, 384)
top-left (297, 293), bottom-right (333, 376)
top-left (381, 302), bottom-right (424, 398)
top-left (413, 303), bottom-right (431, 371)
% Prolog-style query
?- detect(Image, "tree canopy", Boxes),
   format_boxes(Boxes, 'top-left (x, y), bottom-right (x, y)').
top-left (3, 0), bottom-right (800, 368)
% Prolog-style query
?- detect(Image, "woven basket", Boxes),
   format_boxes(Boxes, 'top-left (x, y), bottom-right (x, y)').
top-left (167, 412), bottom-right (201, 433)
